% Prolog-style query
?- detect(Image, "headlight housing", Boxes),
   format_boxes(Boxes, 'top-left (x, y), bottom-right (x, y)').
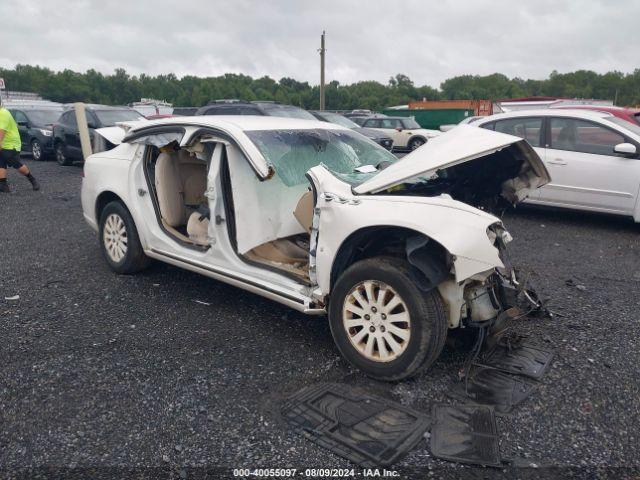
top-left (38, 129), bottom-right (53, 137)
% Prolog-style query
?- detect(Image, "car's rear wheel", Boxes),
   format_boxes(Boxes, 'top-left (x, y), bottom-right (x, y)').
top-left (55, 143), bottom-right (73, 166)
top-left (31, 139), bottom-right (44, 161)
top-left (328, 257), bottom-right (447, 381)
top-left (408, 137), bottom-right (426, 150)
top-left (99, 201), bottom-right (150, 274)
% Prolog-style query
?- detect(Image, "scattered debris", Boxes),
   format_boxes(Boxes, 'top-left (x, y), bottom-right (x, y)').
top-left (4, 295), bottom-right (20, 301)
top-left (281, 383), bottom-right (429, 467)
top-left (576, 285), bottom-right (587, 291)
top-left (430, 404), bottom-right (501, 467)
top-left (193, 300), bottom-right (211, 306)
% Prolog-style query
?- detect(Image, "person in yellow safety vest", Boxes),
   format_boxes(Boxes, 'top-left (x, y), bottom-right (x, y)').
top-left (0, 96), bottom-right (40, 193)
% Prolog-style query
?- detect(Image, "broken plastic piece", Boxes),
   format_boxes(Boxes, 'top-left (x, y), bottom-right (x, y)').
top-left (430, 404), bottom-right (501, 467)
top-left (448, 368), bottom-right (537, 414)
top-left (479, 341), bottom-right (554, 380)
top-left (4, 295), bottom-right (20, 301)
top-left (281, 383), bottom-right (430, 467)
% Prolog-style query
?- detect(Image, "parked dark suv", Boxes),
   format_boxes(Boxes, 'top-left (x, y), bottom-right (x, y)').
top-left (7, 105), bottom-right (64, 161)
top-left (310, 111), bottom-right (393, 150)
top-left (195, 100), bottom-right (317, 120)
top-left (53, 105), bottom-right (144, 166)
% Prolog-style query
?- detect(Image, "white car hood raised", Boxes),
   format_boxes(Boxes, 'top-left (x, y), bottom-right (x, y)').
top-left (354, 125), bottom-right (550, 202)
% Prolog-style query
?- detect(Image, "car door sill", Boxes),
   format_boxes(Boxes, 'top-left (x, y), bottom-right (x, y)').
top-left (148, 248), bottom-right (318, 312)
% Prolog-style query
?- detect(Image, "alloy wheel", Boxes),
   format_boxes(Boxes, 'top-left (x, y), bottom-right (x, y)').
top-left (32, 140), bottom-right (42, 160)
top-left (103, 213), bottom-right (128, 263)
top-left (342, 280), bottom-right (411, 362)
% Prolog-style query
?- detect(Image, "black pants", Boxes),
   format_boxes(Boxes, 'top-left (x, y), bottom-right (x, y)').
top-left (0, 149), bottom-right (23, 169)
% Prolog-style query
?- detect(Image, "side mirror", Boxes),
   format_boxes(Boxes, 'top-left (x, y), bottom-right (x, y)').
top-left (87, 122), bottom-right (98, 129)
top-left (395, 127), bottom-right (403, 132)
top-left (613, 142), bottom-right (637, 156)
top-left (17, 120), bottom-right (28, 127)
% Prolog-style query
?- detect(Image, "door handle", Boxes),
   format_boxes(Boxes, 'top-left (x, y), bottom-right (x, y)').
top-left (548, 159), bottom-right (567, 166)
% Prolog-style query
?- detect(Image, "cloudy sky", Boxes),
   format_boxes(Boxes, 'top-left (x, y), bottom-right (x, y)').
top-left (1, 0), bottom-right (637, 87)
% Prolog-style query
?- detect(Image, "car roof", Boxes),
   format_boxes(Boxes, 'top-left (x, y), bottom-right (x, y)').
top-left (86, 104), bottom-right (135, 110)
top-left (11, 105), bottom-right (63, 111)
top-left (131, 115), bottom-right (347, 133)
top-left (370, 116), bottom-right (413, 121)
top-left (553, 105), bottom-right (640, 114)
top-left (478, 109), bottom-right (614, 122)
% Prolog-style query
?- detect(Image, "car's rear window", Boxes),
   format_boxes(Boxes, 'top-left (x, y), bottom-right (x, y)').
top-left (246, 128), bottom-right (397, 187)
top-left (259, 104), bottom-right (317, 121)
top-left (94, 109), bottom-right (145, 126)
top-left (24, 108), bottom-right (64, 125)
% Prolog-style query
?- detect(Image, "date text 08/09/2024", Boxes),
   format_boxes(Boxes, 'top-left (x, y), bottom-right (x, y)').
top-left (233, 468), bottom-right (400, 477)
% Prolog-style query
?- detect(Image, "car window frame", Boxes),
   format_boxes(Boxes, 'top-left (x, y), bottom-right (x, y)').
top-left (13, 110), bottom-right (29, 125)
top-left (546, 116), bottom-right (637, 158)
top-left (492, 116), bottom-right (544, 148)
top-left (61, 110), bottom-right (78, 128)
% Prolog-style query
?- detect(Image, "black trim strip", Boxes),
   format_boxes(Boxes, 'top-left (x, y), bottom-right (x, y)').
top-left (150, 248), bottom-right (306, 305)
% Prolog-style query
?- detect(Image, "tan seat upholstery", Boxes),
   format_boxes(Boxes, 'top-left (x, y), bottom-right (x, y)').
top-left (294, 191), bottom-right (314, 233)
top-left (187, 211), bottom-right (210, 245)
top-left (178, 150), bottom-right (207, 206)
top-left (155, 152), bottom-right (186, 227)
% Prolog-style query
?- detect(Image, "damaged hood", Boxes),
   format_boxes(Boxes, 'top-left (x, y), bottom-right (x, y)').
top-left (353, 125), bottom-right (550, 204)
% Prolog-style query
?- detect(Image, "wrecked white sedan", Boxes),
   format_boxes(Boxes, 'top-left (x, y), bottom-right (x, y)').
top-left (81, 118), bottom-right (549, 380)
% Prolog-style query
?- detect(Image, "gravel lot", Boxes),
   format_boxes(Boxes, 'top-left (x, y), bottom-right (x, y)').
top-left (1, 159), bottom-right (639, 479)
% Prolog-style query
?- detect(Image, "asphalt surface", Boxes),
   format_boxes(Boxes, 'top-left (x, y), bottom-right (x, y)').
top-left (1, 158), bottom-right (639, 479)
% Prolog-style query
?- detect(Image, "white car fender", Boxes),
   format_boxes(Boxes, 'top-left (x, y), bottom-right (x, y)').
top-left (81, 144), bottom-right (145, 241)
top-left (307, 166), bottom-right (504, 297)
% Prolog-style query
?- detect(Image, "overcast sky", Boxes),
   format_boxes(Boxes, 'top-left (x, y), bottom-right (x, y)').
top-left (1, 0), bottom-right (637, 87)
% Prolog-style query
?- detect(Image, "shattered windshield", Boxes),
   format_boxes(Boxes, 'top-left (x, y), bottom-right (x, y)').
top-left (246, 129), bottom-right (397, 186)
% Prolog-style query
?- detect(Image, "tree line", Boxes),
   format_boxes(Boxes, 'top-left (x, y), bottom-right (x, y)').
top-left (1, 64), bottom-right (639, 110)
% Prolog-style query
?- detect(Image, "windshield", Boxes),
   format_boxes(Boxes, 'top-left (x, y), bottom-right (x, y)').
top-left (94, 109), bottom-right (145, 126)
top-left (318, 112), bottom-right (359, 129)
top-left (608, 117), bottom-right (640, 137)
top-left (24, 108), bottom-right (63, 126)
top-left (246, 128), bottom-right (397, 187)
top-left (401, 118), bottom-right (421, 129)
top-left (259, 104), bottom-right (317, 121)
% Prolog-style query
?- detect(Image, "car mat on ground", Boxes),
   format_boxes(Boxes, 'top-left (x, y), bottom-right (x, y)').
top-left (430, 404), bottom-right (502, 467)
top-left (447, 368), bottom-right (537, 414)
top-left (478, 341), bottom-right (554, 380)
top-left (280, 383), bottom-right (430, 468)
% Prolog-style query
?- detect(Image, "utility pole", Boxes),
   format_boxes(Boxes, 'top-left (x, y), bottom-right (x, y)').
top-left (319, 31), bottom-right (326, 110)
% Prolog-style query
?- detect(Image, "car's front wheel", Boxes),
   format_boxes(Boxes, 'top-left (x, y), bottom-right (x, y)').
top-left (99, 201), bottom-right (150, 274)
top-left (55, 142), bottom-right (73, 166)
top-left (329, 257), bottom-right (447, 381)
top-left (31, 139), bottom-right (44, 161)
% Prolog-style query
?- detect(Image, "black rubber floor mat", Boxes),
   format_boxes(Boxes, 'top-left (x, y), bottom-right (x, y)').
top-left (281, 383), bottom-right (430, 467)
top-left (448, 368), bottom-right (537, 414)
top-left (430, 404), bottom-right (501, 467)
top-left (479, 341), bottom-right (554, 379)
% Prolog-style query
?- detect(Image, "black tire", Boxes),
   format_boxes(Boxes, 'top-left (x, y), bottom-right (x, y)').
top-left (31, 139), bottom-right (44, 161)
top-left (408, 137), bottom-right (426, 151)
top-left (329, 257), bottom-right (447, 381)
top-left (98, 201), bottom-right (150, 274)
top-left (55, 142), bottom-right (73, 166)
